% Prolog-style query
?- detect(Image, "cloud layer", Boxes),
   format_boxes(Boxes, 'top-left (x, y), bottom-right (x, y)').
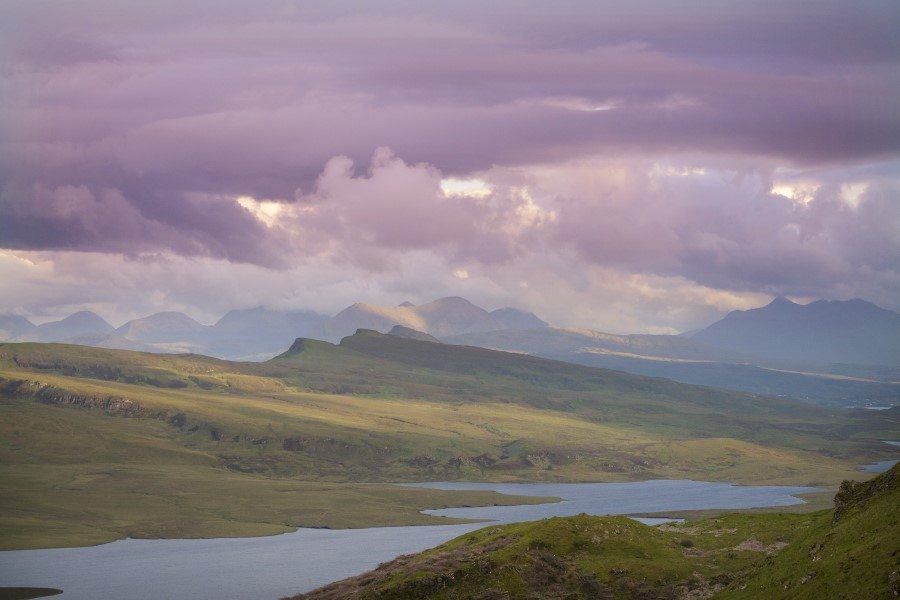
top-left (0, 1), bottom-right (898, 328)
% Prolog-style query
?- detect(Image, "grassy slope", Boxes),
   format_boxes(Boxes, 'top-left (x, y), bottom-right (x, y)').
top-left (0, 334), bottom-right (896, 549)
top-left (292, 464), bottom-right (899, 600)
top-left (722, 464), bottom-right (900, 599)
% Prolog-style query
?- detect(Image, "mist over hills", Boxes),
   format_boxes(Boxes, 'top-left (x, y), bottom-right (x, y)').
top-left (1, 296), bottom-right (896, 405)
top-left (0, 298), bottom-right (544, 360)
top-left (445, 298), bottom-right (900, 406)
top-left (448, 326), bottom-right (900, 406)
top-left (0, 315), bottom-right (35, 340)
top-left (116, 311), bottom-right (206, 343)
top-left (321, 296), bottom-right (547, 342)
top-left (15, 311), bottom-right (114, 343)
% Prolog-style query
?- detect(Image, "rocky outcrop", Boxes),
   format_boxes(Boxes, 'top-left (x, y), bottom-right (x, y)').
top-left (834, 463), bottom-right (898, 522)
top-left (1, 378), bottom-right (160, 418)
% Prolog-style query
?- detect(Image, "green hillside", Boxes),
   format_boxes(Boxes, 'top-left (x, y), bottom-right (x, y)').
top-left (291, 464), bottom-right (900, 599)
top-left (0, 332), bottom-right (896, 549)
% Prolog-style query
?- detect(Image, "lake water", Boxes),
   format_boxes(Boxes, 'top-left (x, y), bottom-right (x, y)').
top-left (862, 459), bottom-right (899, 473)
top-left (0, 479), bottom-right (817, 600)
top-left (860, 440), bottom-right (900, 473)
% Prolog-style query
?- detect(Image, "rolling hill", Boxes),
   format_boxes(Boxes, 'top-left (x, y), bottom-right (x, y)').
top-left (291, 463), bottom-right (899, 599)
top-left (0, 331), bottom-right (896, 549)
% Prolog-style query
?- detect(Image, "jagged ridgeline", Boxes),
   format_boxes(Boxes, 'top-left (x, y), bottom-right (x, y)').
top-left (0, 331), bottom-right (896, 549)
top-left (290, 464), bottom-right (900, 600)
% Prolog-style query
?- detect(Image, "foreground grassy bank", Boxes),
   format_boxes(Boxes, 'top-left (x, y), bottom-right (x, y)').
top-left (1, 334), bottom-right (896, 549)
top-left (292, 464), bottom-right (900, 599)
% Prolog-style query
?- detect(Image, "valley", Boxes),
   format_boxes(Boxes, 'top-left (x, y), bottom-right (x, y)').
top-left (1, 330), bottom-right (896, 550)
top-left (5, 3), bottom-right (898, 597)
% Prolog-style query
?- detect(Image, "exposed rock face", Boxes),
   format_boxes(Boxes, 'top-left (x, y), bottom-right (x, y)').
top-left (2, 378), bottom-right (159, 418)
top-left (407, 455), bottom-right (439, 468)
top-left (834, 464), bottom-right (898, 522)
top-left (282, 437), bottom-right (307, 451)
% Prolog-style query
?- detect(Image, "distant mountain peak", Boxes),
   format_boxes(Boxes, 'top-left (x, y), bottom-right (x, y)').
top-left (129, 311), bottom-right (202, 325)
top-left (284, 338), bottom-right (308, 355)
top-left (388, 325), bottom-right (441, 343)
top-left (489, 307), bottom-right (548, 330)
top-left (693, 297), bottom-right (900, 366)
top-left (14, 310), bottom-right (114, 343)
top-left (0, 314), bottom-right (36, 341)
top-left (116, 311), bottom-right (205, 342)
top-left (397, 301), bottom-right (415, 307)
top-left (320, 297), bottom-right (548, 341)
top-left (422, 296), bottom-right (478, 308)
top-left (63, 310), bottom-right (110, 323)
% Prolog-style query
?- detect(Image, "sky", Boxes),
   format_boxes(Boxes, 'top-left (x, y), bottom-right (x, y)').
top-left (1, 0), bottom-right (898, 331)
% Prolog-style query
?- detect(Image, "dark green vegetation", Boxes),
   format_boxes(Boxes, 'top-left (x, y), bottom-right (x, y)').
top-left (1, 331), bottom-right (896, 549)
top-left (291, 464), bottom-right (900, 600)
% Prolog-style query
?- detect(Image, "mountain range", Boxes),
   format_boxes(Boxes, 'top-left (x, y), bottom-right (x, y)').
top-left (690, 296), bottom-right (900, 366)
top-left (445, 298), bottom-right (900, 406)
top-left (321, 296), bottom-right (546, 342)
top-left (0, 297), bottom-right (544, 360)
top-left (1, 296), bottom-right (897, 404)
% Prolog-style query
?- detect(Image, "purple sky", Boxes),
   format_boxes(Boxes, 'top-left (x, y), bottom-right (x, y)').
top-left (1, 1), bottom-right (898, 331)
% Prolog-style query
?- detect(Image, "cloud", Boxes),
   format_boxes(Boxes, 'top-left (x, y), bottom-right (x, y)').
top-left (515, 156), bottom-right (900, 303)
top-left (286, 148), bottom-right (556, 267)
top-left (0, 1), bottom-right (898, 329)
top-left (0, 183), bottom-right (288, 266)
top-left (2, 152), bottom-right (897, 330)
top-left (2, 2), bottom-right (898, 198)
top-left (0, 248), bottom-right (772, 334)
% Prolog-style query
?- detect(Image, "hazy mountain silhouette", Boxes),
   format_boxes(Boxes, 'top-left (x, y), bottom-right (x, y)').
top-left (691, 297), bottom-right (900, 366)
top-left (387, 325), bottom-right (442, 343)
top-left (9, 307), bottom-right (328, 360)
top-left (320, 297), bottom-right (547, 342)
top-left (0, 315), bottom-right (35, 341)
top-left (16, 311), bottom-right (114, 343)
top-left (116, 311), bottom-right (207, 343)
top-left (445, 298), bottom-right (900, 405)
top-left (204, 307), bottom-right (328, 359)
